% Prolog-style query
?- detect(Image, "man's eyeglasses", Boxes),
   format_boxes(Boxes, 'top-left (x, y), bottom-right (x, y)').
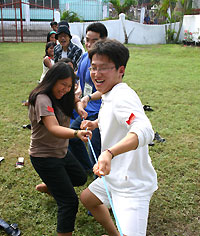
top-left (88, 66), bottom-right (115, 74)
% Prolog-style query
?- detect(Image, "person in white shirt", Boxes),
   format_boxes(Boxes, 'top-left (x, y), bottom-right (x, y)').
top-left (80, 39), bottom-right (158, 236)
top-left (39, 42), bottom-right (55, 83)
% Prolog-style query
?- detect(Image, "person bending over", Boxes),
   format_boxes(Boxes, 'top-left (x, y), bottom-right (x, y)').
top-left (28, 62), bottom-right (92, 236)
top-left (69, 22), bottom-right (108, 172)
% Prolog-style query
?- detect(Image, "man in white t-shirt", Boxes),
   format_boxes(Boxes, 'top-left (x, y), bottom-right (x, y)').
top-left (80, 39), bottom-right (158, 236)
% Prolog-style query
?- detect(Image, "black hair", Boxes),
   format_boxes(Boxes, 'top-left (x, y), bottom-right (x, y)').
top-left (88, 39), bottom-right (129, 71)
top-left (29, 62), bottom-right (76, 118)
top-left (58, 58), bottom-right (74, 68)
top-left (58, 58), bottom-right (79, 84)
top-left (44, 42), bottom-right (56, 57)
top-left (86, 22), bottom-right (108, 39)
top-left (58, 21), bottom-right (70, 28)
top-left (47, 31), bottom-right (56, 42)
top-left (50, 21), bottom-right (57, 27)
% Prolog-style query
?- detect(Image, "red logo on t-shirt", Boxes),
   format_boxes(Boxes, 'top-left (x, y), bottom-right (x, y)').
top-left (126, 113), bottom-right (135, 125)
top-left (47, 106), bottom-right (54, 112)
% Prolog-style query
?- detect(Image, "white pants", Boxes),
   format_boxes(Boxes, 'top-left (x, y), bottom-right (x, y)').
top-left (89, 178), bottom-right (152, 236)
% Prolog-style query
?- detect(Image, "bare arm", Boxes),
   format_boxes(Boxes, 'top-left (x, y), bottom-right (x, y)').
top-left (75, 81), bottom-right (82, 99)
top-left (43, 57), bottom-right (53, 69)
top-left (94, 132), bottom-right (139, 177)
top-left (80, 119), bottom-right (99, 131)
top-left (42, 115), bottom-right (92, 142)
top-left (107, 132), bottom-right (138, 157)
top-left (81, 91), bottom-right (102, 109)
top-left (75, 101), bottom-right (88, 119)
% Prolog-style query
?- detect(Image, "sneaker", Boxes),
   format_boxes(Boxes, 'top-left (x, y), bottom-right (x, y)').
top-left (154, 132), bottom-right (165, 143)
top-left (143, 105), bottom-right (153, 111)
top-left (22, 124), bottom-right (31, 130)
top-left (148, 141), bottom-right (155, 146)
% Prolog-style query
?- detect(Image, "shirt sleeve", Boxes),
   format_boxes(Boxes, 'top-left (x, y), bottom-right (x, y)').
top-left (35, 94), bottom-right (55, 124)
top-left (68, 43), bottom-right (83, 71)
top-left (71, 35), bottom-right (85, 53)
top-left (113, 88), bottom-right (154, 147)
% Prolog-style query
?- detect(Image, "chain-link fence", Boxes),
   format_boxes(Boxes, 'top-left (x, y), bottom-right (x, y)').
top-left (0, 0), bottom-right (54, 42)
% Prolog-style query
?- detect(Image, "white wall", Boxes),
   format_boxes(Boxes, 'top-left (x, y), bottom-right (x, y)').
top-left (181, 15), bottom-right (200, 41)
top-left (69, 15), bottom-right (179, 44)
top-left (70, 14), bottom-right (200, 44)
top-left (2, 14), bottom-right (199, 44)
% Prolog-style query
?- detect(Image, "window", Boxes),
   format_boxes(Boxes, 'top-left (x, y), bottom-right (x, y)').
top-left (29, 0), bottom-right (59, 9)
top-left (52, 0), bottom-right (59, 9)
top-left (44, 0), bottom-right (50, 8)
top-left (1, 0), bottom-right (20, 8)
top-left (1, 0), bottom-right (58, 9)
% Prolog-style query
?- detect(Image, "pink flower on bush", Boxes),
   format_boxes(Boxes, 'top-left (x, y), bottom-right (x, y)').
top-left (184, 30), bottom-right (193, 42)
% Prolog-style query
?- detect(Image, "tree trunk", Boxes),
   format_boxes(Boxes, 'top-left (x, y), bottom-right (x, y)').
top-left (175, 0), bottom-right (191, 43)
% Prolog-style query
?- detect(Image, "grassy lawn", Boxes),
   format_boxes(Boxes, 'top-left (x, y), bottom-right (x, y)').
top-left (0, 43), bottom-right (199, 236)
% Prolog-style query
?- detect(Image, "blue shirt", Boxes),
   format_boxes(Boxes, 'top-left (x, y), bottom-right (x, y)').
top-left (77, 52), bottom-right (101, 116)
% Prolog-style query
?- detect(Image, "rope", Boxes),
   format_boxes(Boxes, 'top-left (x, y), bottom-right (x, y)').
top-left (86, 134), bottom-right (123, 236)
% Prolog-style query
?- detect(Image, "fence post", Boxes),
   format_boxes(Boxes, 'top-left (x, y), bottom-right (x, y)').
top-left (14, 2), bottom-right (18, 42)
top-left (19, 0), bottom-right (23, 42)
top-left (25, 3), bottom-right (30, 31)
top-left (119, 13), bottom-right (128, 44)
top-left (54, 10), bottom-right (60, 23)
top-left (0, 6), bottom-right (5, 42)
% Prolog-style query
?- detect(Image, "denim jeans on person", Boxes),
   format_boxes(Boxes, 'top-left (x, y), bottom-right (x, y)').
top-left (69, 113), bottom-right (101, 171)
top-left (30, 150), bottom-right (87, 233)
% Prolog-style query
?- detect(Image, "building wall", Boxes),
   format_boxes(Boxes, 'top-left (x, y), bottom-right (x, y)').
top-left (2, 13), bottom-right (200, 44)
top-left (0, 0), bottom-right (108, 21)
top-left (59, 0), bottom-right (109, 21)
top-left (192, 0), bottom-right (200, 8)
top-left (182, 15), bottom-right (200, 41)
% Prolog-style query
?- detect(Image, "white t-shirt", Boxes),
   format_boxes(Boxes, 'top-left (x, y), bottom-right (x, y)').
top-left (98, 83), bottom-right (158, 197)
top-left (71, 34), bottom-right (85, 53)
top-left (39, 57), bottom-right (54, 83)
top-left (61, 50), bottom-right (68, 59)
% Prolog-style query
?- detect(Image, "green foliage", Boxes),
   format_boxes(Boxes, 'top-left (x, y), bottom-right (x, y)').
top-left (166, 27), bottom-right (177, 43)
top-left (138, 0), bottom-right (159, 9)
top-left (0, 43), bottom-right (200, 235)
top-left (158, 0), bottom-right (178, 22)
top-left (174, 0), bottom-right (193, 42)
top-left (110, 0), bottom-right (137, 14)
top-left (61, 10), bottom-right (83, 22)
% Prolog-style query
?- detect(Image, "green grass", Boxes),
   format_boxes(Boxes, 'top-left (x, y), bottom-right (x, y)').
top-left (0, 43), bottom-right (199, 236)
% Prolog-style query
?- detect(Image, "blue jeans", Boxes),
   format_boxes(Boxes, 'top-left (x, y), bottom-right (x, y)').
top-left (30, 150), bottom-right (87, 233)
top-left (69, 113), bottom-right (101, 170)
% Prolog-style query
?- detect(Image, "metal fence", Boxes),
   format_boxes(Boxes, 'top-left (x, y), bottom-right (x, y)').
top-left (60, 1), bottom-right (107, 21)
top-left (0, 0), bottom-right (54, 42)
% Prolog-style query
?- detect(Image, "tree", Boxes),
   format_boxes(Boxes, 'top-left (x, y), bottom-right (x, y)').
top-left (158, 0), bottom-right (178, 43)
top-left (61, 10), bottom-right (83, 22)
top-left (174, 0), bottom-right (193, 42)
top-left (109, 0), bottom-right (137, 44)
top-left (110, 0), bottom-right (137, 14)
top-left (138, 0), bottom-right (160, 10)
